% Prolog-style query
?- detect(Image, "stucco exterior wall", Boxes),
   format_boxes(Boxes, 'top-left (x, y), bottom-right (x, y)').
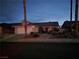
top-left (38, 26), bottom-right (55, 32)
top-left (14, 24), bottom-right (59, 34)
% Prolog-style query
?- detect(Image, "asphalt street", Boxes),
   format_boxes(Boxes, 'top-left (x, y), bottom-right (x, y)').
top-left (1, 42), bottom-right (79, 59)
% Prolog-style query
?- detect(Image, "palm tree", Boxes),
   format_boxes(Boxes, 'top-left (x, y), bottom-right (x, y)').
top-left (70, 0), bottom-right (73, 32)
top-left (23, 0), bottom-right (27, 37)
top-left (75, 0), bottom-right (78, 34)
top-left (70, 0), bottom-right (72, 21)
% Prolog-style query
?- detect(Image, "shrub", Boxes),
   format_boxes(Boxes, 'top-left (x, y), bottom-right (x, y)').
top-left (30, 32), bottom-right (39, 37)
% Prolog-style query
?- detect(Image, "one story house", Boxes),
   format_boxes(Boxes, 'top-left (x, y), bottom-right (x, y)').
top-left (62, 21), bottom-right (79, 32)
top-left (0, 21), bottom-right (59, 34)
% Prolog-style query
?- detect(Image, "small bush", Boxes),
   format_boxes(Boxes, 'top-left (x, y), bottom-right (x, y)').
top-left (30, 32), bottom-right (34, 35)
top-left (30, 32), bottom-right (39, 37)
top-left (52, 31), bottom-right (59, 35)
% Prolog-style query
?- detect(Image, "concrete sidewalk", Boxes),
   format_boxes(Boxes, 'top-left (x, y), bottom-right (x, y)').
top-left (7, 37), bottom-right (79, 43)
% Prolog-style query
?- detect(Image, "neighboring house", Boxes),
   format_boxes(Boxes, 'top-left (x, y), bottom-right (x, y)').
top-left (0, 21), bottom-right (59, 34)
top-left (0, 23), bottom-right (20, 34)
top-left (62, 21), bottom-right (79, 32)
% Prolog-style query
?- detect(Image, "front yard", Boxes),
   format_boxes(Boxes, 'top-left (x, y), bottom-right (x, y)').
top-left (0, 34), bottom-right (17, 42)
top-left (0, 34), bottom-right (79, 42)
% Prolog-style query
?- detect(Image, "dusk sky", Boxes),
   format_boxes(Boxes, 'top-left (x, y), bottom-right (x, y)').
top-left (0, 0), bottom-right (79, 25)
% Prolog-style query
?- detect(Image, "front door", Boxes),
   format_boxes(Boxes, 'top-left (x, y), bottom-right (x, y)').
top-left (38, 26), bottom-right (44, 33)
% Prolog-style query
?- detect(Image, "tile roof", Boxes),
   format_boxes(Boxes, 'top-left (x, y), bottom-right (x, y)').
top-left (0, 22), bottom-right (59, 26)
top-left (30, 22), bottom-right (59, 26)
top-left (0, 23), bottom-right (22, 26)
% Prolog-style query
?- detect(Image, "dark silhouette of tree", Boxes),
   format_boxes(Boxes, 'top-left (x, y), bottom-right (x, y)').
top-left (75, 0), bottom-right (78, 34)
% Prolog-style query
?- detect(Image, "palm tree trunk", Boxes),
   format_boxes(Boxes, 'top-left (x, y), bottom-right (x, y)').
top-left (75, 0), bottom-right (78, 34)
top-left (70, 0), bottom-right (72, 21)
top-left (23, 0), bottom-right (27, 37)
top-left (70, 0), bottom-right (73, 32)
